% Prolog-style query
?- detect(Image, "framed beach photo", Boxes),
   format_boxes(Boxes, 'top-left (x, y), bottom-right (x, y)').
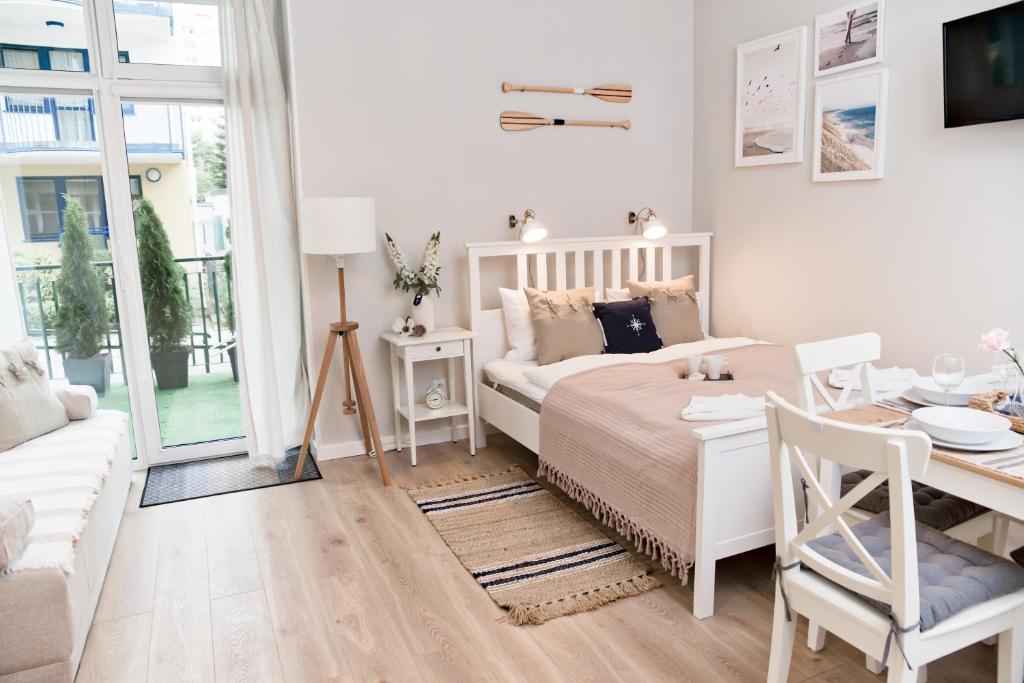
top-left (812, 67), bottom-right (889, 182)
top-left (734, 26), bottom-right (808, 167)
top-left (814, 0), bottom-right (884, 77)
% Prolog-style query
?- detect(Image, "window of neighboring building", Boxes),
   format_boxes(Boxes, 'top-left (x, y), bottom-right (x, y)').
top-left (16, 175), bottom-right (143, 243)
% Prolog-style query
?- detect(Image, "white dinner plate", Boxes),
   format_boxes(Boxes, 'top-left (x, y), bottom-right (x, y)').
top-left (905, 418), bottom-right (1023, 452)
top-left (909, 376), bottom-right (991, 407)
top-left (900, 388), bottom-right (943, 407)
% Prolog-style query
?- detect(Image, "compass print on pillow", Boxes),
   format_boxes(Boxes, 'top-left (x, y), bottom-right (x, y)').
top-left (592, 298), bottom-right (663, 354)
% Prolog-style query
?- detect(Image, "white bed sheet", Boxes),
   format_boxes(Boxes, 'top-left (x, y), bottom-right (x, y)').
top-left (484, 337), bottom-right (764, 403)
top-left (483, 358), bottom-right (546, 403)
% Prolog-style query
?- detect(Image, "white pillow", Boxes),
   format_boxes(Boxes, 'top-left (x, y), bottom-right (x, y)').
top-left (498, 287), bottom-right (537, 361)
top-left (605, 287), bottom-right (631, 302)
top-left (53, 384), bottom-right (97, 420)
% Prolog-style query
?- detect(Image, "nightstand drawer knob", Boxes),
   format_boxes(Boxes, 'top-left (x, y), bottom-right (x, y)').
top-left (435, 346), bottom-right (441, 352)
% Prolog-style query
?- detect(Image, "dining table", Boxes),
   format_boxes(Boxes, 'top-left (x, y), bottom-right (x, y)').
top-left (827, 395), bottom-right (1024, 524)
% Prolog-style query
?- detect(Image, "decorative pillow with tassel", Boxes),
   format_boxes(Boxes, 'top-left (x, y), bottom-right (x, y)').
top-left (0, 339), bottom-right (69, 452)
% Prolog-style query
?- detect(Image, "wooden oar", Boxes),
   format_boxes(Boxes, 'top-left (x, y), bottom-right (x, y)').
top-left (502, 82), bottom-right (632, 104)
top-left (500, 111), bottom-right (631, 131)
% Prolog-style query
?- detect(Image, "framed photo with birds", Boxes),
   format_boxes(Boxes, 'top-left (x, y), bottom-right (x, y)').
top-left (734, 26), bottom-right (808, 167)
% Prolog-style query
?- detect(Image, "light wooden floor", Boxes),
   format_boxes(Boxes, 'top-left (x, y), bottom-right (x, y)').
top-left (79, 434), bottom-right (1017, 682)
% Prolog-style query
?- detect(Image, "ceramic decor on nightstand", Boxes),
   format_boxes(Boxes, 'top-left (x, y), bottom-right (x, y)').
top-left (380, 326), bottom-right (476, 465)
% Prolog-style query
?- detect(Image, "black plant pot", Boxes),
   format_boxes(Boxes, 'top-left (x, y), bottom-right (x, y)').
top-left (227, 345), bottom-right (239, 383)
top-left (65, 352), bottom-right (112, 396)
top-left (151, 348), bottom-right (190, 390)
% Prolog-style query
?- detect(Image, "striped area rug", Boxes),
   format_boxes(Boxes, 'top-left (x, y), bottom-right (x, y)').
top-left (406, 465), bottom-right (659, 625)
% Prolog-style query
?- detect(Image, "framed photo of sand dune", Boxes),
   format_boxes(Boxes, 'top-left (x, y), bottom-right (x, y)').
top-left (812, 67), bottom-right (889, 182)
top-left (814, 0), bottom-right (884, 77)
top-left (734, 26), bottom-right (807, 168)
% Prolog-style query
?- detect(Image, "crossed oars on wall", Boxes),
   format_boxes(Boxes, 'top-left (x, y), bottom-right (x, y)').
top-left (500, 82), bottom-right (632, 132)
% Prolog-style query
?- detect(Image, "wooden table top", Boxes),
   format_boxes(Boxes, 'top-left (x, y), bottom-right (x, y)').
top-left (828, 403), bottom-right (1024, 491)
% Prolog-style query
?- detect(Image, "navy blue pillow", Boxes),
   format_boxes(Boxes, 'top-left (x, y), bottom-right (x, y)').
top-left (592, 298), bottom-right (663, 354)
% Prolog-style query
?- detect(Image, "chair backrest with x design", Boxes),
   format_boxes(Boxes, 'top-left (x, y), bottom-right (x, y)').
top-left (793, 332), bottom-right (881, 413)
top-left (765, 391), bottom-right (932, 632)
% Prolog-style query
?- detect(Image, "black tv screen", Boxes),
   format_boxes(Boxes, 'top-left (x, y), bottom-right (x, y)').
top-left (943, 1), bottom-right (1024, 128)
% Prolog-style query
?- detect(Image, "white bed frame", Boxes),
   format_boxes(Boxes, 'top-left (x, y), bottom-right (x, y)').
top-left (466, 233), bottom-right (776, 619)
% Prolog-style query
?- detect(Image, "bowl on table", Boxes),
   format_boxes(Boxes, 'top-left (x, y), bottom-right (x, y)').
top-left (909, 376), bottom-right (991, 407)
top-left (910, 406), bottom-right (1011, 445)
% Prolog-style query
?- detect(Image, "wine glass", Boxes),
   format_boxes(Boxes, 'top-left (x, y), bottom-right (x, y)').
top-left (932, 354), bottom-right (966, 407)
top-left (992, 360), bottom-right (1019, 393)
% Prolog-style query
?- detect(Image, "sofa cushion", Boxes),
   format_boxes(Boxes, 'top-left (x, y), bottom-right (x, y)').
top-left (0, 498), bottom-right (34, 572)
top-left (0, 410), bottom-right (128, 574)
top-left (53, 384), bottom-right (98, 421)
top-left (0, 340), bottom-right (68, 452)
top-left (807, 512), bottom-right (1024, 630)
top-left (841, 469), bottom-right (987, 531)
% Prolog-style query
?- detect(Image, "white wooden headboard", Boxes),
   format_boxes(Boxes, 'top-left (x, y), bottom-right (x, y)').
top-left (465, 233), bottom-right (712, 388)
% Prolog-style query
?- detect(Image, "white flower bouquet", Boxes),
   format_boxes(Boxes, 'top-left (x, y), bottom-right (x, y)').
top-left (385, 231), bottom-right (441, 302)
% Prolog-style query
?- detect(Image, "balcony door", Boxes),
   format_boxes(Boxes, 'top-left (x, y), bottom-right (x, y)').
top-left (0, 0), bottom-right (243, 467)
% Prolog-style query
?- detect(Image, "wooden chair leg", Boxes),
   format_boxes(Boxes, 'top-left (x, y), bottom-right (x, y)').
top-left (807, 622), bottom-right (826, 652)
top-left (294, 330), bottom-right (339, 479)
top-left (766, 583), bottom-right (796, 683)
top-left (997, 610), bottom-right (1024, 683)
top-left (345, 330), bottom-right (392, 486)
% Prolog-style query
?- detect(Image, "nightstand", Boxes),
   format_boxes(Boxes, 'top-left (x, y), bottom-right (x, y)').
top-left (380, 326), bottom-right (476, 465)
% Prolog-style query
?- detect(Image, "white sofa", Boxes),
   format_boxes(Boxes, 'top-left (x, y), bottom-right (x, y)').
top-left (0, 409), bottom-right (132, 682)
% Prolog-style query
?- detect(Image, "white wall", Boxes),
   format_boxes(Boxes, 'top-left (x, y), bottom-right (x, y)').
top-left (286, 0), bottom-right (695, 457)
top-left (694, 0), bottom-right (1024, 373)
top-left (0, 220), bottom-right (24, 347)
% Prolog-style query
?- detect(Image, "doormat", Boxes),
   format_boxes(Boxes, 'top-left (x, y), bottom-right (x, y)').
top-left (140, 448), bottom-right (321, 507)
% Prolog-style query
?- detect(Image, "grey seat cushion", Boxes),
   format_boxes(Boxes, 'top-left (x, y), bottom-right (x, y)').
top-left (841, 469), bottom-right (987, 531)
top-left (807, 512), bottom-right (1024, 630)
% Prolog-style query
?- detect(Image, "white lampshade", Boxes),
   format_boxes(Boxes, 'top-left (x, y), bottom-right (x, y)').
top-left (299, 197), bottom-right (376, 255)
top-left (642, 216), bottom-right (667, 240)
top-left (520, 216), bottom-right (548, 243)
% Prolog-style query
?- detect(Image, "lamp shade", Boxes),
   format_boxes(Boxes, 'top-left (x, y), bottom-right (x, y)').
top-left (299, 197), bottom-right (376, 255)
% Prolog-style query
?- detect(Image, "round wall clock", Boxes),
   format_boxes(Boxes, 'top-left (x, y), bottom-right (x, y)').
top-left (145, 167), bottom-right (162, 182)
top-left (425, 387), bottom-right (445, 410)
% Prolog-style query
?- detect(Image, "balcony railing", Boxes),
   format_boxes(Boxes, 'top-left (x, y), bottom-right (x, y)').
top-left (0, 100), bottom-right (185, 154)
top-left (15, 255), bottom-right (234, 381)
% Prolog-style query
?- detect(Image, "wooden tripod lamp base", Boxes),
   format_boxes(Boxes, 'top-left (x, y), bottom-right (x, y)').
top-left (293, 319), bottom-right (391, 485)
top-left (294, 196), bottom-right (388, 484)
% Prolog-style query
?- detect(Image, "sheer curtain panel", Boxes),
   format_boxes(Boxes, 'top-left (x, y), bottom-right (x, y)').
top-left (220, 0), bottom-right (308, 461)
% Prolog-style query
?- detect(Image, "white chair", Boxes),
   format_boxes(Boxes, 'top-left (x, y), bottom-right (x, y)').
top-left (765, 392), bottom-right (1024, 683)
top-left (794, 333), bottom-right (1010, 663)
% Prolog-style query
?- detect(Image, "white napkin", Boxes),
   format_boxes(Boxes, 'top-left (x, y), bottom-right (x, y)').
top-left (682, 394), bottom-right (766, 422)
top-left (828, 367), bottom-right (918, 393)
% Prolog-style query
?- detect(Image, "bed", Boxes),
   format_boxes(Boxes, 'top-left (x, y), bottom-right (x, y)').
top-left (466, 233), bottom-right (787, 619)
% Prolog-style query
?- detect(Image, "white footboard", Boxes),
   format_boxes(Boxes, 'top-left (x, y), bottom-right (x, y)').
top-left (692, 419), bottom-right (775, 619)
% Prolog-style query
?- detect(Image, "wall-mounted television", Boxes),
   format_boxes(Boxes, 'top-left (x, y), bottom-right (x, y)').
top-left (943, 1), bottom-right (1024, 128)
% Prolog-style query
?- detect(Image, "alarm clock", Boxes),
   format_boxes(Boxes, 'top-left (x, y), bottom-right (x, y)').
top-left (425, 387), bottom-right (445, 410)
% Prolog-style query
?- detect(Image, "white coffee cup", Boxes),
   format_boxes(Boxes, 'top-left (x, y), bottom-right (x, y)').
top-left (686, 355), bottom-right (704, 376)
top-left (705, 355), bottom-right (726, 380)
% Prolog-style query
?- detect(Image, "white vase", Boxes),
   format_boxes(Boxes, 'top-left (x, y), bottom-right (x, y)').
top-left (411, 293), bottom-right (437, 332)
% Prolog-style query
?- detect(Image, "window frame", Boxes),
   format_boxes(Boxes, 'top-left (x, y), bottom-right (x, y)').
top-left (0, 0), bottom-right (229, 469)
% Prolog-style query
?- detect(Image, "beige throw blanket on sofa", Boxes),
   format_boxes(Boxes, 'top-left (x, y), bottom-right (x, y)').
top-left (538, 344), bottom-right (797, 582)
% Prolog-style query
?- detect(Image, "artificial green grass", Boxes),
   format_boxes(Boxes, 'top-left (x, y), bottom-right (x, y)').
top-left (98, 369), bottom-right (244, 449)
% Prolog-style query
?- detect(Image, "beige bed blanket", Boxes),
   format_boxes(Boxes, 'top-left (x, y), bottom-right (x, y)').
top-left (538, 344), bottom-right (797, 582)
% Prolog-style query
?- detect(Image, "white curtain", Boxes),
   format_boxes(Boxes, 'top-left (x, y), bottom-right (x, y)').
top-left (220, 0), bottom-right (308, 461)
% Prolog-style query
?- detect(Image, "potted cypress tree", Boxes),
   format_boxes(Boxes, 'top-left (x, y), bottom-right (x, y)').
top-left (55, 196), bottom-right (112, 395)
top-left (135, 199), bottom-right (193, 389)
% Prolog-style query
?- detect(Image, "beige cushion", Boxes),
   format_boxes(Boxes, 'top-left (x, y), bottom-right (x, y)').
top-left (0, 340), bottom-right (69, 452)
top-left (53, 384), bottom-right (97, 421)
top-left (626, 275), bottom-right (705, 346)
top-left (0, 498), bottom-right (34, 573)
top-left (524, 287), bottom-right (604, 365)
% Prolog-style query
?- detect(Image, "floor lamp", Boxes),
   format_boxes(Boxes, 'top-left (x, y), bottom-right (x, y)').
top-left (293, 197), bottom-right (391, 485)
